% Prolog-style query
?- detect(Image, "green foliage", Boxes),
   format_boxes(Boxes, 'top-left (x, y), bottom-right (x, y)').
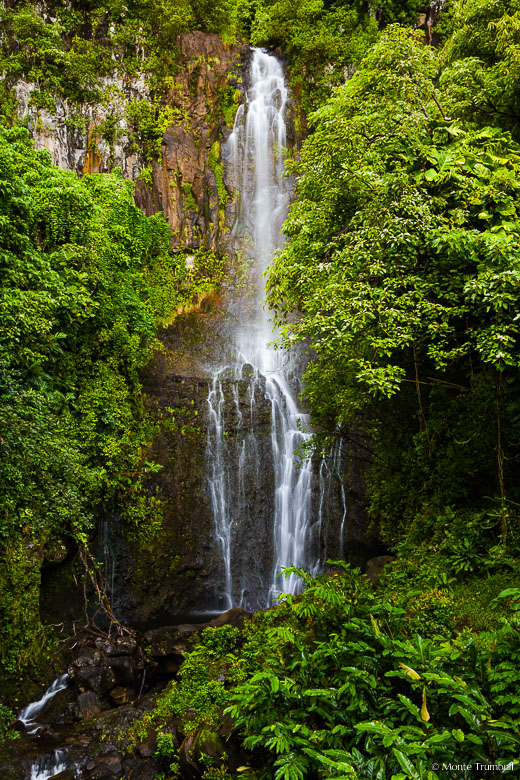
top-left (154, 625), bottom-right (242, 733)
top-left (226, 567), bottom-right (520, 779)
top-left (267, 24), bottom-right (520, 554)
top-left (251, 0), bottom-right (379, 110)
top-left (125, 99), bottom-right (177, 164)
top-left (0, 705), bottom-right (19, 748)
top-left (0, 5), bottom-right (114, 106)
top-left (138, 568), bottom-right (520, 778)
top-left (247, 0), bottom-right (427, 110)
top-left (440, 0), bottom-right (520, 139)
top-left (208, 141), bottom-right (229, 209)
top-left (0, 127), bottom-right (205, 677)
top-left (182, 181), bottom-right (198, 211)
top-left (0, 0), bottom-right (243, 129)
top-left (155, 730), bottom-right (178, 760)
top-left (191, 0), bottom-right (236, 34)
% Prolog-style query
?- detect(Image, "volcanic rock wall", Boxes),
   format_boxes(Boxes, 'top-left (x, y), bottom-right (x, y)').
top-left (14, 31), bottom-right (248, 251)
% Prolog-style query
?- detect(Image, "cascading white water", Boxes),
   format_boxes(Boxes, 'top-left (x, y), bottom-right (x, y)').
top-left (30, 750), bottom-right (68, 780)
top-left (19, 674), bottom-right (69, 735)
top-left (206, 48), bottom-right (316, 607)
top-left (335, 439), bottom-right (348, 558)
top-left (19, 676), bottom-right (78, 779)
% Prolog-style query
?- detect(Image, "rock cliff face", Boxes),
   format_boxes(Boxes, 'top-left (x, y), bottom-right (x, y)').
top-left (133, 33), bottom-right (249, 250)
top-left (14, 31), bottom-right (248, 251)
top-left (108, 306), bottom-right (279, 622)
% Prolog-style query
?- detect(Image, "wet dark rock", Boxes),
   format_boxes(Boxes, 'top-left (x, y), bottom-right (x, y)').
top-left (240, 362), bottom-right (256, 380)
top-left (49, 771), bottom-right (75, 780)
top-left (145, 623), bottom-right (202, 657)
top-left (41, 686), bottom-right (76, 726)
top-left (121, 757), bottom-right (158, 779)
top-left (33, 725), bottom-right (62, 743)
top-left (71, 647), bottom-right (104, 668)
top-left (209, 607), bottom-right (252, 630)
top-left (179, 725), bottom-right (225, 779)
top-left (218, 710), bottom-right (238, 738)
top-left (110, 685), bottom-right (135, 706)
top-left (84, 768), bottom-right (119, 780)
top-left (66, 632), bottom-right (148, 709)
top-left (156, 656), bottom-right (180, 676)
top-left (179, 722), bottom-right (246, 779)
top-left (107, 655), bottom-right (138, 685)
top-left (137, 731), bottom-right (158, 758)
top-left (75, 665), bottom-right (116, 695)
top-left (75, 691), bottom-right (103, 720)
top-left (365, 555), bottom-right (397, 583)
top-left (85, 752), bottom-right (122, 777)
top-left (95, 636), bottom-right (137, 656)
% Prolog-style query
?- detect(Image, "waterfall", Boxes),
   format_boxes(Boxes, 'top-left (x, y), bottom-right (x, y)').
top-left (206, 48), bottom-right (316, 608)
top-left (19, 674), bottom-right (69, 735)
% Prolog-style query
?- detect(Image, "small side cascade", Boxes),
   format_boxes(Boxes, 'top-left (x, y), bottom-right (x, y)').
top-left (30, 750), bottom-right (68, 780)
top-left (331, 439), bottom-right (348, 559)
top-left (19, 674), bottom-right (69, 735)
top-left (207, 375), bottom-right (233, 610)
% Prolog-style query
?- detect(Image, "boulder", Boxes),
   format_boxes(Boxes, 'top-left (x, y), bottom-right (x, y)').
top-left (75, 665), bottom-right (116, 695)
top-left (40, 686), bottom-right (76, 726)
top-left (107, 655), bottom-right (138, 685)
top-left (120, 757), bottom-right (158, 779)
top-left (178, 722), bottom-right (246, 779)
top-left (110, 686), bottom-right (135, 706)
top-left (75, 691), bottom-right (103, 721)
top-left (137, 732), bottom-right (158, 758)
top-left (365, 555), bottom-right (397, 584)
top-left (70, 647), bottom-right (104, 669)
top-left (95, 636), bottom-right (137, 657)
top-left (85, 753), bottom-right (122, 777)
top-left (179, 725), bottom-right (225, 779)
top-left (208, 608), bottom-right (252, 630)
top-left (145, 624), bottom-right (202, 657)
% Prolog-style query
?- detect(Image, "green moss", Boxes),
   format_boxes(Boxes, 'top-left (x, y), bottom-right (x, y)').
top-left (182, 181), bottom-right (198, 211)
top-left (216, 77), bottom-right (240, 127)
top-left (207, 141), bottom-right (228, 210)
top-left (121, 489), bottom-right (164, 544)
top-left (137, 164), bottom-right (154, 191)
top-left (0, 84), bottom-right (18, 128)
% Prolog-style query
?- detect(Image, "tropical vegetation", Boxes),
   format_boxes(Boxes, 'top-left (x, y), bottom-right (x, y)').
top-left (2, 0), bottom-right (520, 777)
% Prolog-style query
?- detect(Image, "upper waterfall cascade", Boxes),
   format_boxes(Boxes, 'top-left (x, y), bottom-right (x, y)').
top-left (206, 48), bottom-right (320, 609)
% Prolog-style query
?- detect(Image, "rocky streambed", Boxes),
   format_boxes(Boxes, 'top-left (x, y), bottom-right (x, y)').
top-left (3, 608), bottom-right (250, 779)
